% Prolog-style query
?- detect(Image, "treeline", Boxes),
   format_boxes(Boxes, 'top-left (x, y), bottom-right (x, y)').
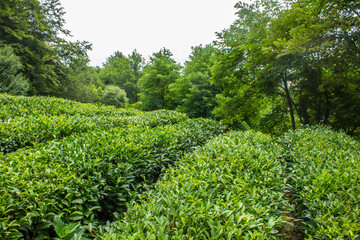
top-left (1, 0), bottom-right (359, 138)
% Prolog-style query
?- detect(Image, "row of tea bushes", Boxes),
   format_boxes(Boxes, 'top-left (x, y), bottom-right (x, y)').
top-left (1, 114), bottom-right (104, 153)
top-left (1, 107), bottom-right (188, 154)
top-left (282, 126), bottom-right (360, 239)
top-left (0, 94), bottom-right (140, 120)
top-left (102, 131), bottom-right (292, 239)
top-left (0, 118), bottom-right (224, 239)
top-left (130, 110), bottom-right (189, 128)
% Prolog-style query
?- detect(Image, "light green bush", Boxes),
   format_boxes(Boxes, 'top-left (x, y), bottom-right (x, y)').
top-left (0, 117), bottom-right (224, 239)
top-left (282, 126), bottom-right (360, 239)
top-left (102, 131), bottom-right (291, 239)
top-left (101, 85), bottom-right (128, 108)
top-left (0, 46), bottom-right (29, 96)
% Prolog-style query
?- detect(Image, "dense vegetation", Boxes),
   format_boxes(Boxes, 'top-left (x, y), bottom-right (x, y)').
top-left (1, 0), bottom-right (359, 239)
top-left (1, 94), bottom-right (359, 239)
top-left (0, 94), bottom-right (225, 239)
top-left (100, 127), bottom-right (360, 239)
top-left (1, 0), bottom-right (359, 138)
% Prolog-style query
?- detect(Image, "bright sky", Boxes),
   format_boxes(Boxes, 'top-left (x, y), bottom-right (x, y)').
top-left (59, 0), bottom-right (240, 67)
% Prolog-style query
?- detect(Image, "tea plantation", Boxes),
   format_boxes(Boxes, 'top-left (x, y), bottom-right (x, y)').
top-left (1, 94), bottom-right (359, 239)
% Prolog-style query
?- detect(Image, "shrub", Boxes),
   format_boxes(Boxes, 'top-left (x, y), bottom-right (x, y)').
top-left (282, 126), bottom-right (360, 239)
top-left (0, 118), bottom-right (224, 239)
top-left (102, 131), bottom-right (291, 239)
top-left (0, 46), bottom-right (30, 96)
top-left (101, 85), bottom-right (128, 108)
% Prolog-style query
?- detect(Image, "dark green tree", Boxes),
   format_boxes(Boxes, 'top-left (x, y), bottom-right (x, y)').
top-left (0, 0), bottom-right (91, 95)
top-left (170, 45), bottom-right (220, 118)
top-left (100, 52), bottom-right (132, 86)
top-left (126, 49), bottom-right (144, 103)
top-left (211, 1), bottom-right (275, 129)
top-left (99, 50), bottom-right (144, 103)
top-left (101, 85), bottom-right (128, 108)
top-left (213, 0), bottom-right (360, 137)
top-left (138, 48), bottom-right (181, 111)
top-left (268, 0), bottom-right (360, 135)
top-left (63, 57), bottom-right (103, 103)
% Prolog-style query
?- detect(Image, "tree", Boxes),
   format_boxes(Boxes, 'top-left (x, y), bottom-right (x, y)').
top-left (63, 57), bottom-right (103, 103)
top-left (126, 50), bottom-right (144, 103)
top-left (268, 0), bottom-right (360, 135)
top-left (99, 50), bottom-right (144, 103)
top-left (138, 48), bottom-right (181, 111)
top-left (211, 1), bottom-right (276, 129)
top-left (0, 0), bottom-right (91, 96)
top-left (212, 0), bottom-right (360, 137)
top-left (170, 45), bottom-right (220, 118)
top-left (0, 45), bottom-right (29, 95)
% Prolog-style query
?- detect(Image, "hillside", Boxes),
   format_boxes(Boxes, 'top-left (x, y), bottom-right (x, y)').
top-left (1, 94), bottom-right (359, 239)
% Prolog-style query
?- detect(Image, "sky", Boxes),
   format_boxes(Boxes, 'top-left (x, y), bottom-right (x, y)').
top-left (59, 0), bottom-right (240, 67)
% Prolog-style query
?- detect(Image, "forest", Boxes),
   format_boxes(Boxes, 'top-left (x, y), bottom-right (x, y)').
top-left (0, 0), bottom-right (359, 137)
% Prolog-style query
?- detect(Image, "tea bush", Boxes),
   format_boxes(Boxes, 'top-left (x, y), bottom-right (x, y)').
top-left (0, 94), bottom-right (139, 120)
top-left (282, 126), bottom-right (360, 239)
top-left (0, 94), bottom-right (188, 153)
top-left (0, 111), bottom-right (188, 154)
top-left (0, 118), bottom-right (224, 239)
top-left (102, 131), bottom-right (292, 239)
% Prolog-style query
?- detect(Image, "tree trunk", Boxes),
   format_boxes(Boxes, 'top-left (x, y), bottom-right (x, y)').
top-left (323, 91), bottom-right (330, 125)
top-left (283, 71), bottom-right (296, 131)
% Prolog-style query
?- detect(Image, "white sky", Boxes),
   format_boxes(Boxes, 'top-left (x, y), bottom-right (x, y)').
top-left (59, 0), bottom-right (240, 67)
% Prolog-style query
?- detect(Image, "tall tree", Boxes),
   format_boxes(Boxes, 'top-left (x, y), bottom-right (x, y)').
top-left (269, 0), bottom-right (360, 135)
top-left (170, 44), bottom-right (220, 118)
top-left (0, 45), bottom-right (29, 95)
top-left (138, 48), bottom-right (181, 111)
top-left (99, 50), bottom-right (144, 103)
top-left (63, 57), bottom-right (103, 103)
top-left (211, 1), bottom-right (277, 129)
top-left (126, 50), bottom-right (144, 103)
top-left (213, 0), bottom-right (360, 137)
top-left (0, 0), bottom-right (91, 95)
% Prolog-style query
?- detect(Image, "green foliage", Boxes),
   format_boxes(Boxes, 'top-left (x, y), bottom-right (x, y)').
top-left (282, 126), bottom-right (360, 239)
top-left (102, 130), bottom-right (291, 239)
top-left (99, 50), bottom-right (143, 104)
top-left (0, 0), bottom-right (91, 96)
top-left (138, 48), bottom-right (182, 111)
top-left (212, 0), bottom-right (360, 137)
top-left (0, 119), bottom-right (223, 239)
top-left (1, 95), bottom-right (359, 239)
top-left (0, 94), bottom-right (224, 239)
top-left (211, 3), bottom-right (272, 129)
top-left (53, 215), bottom-right (85, 240)
top-left (170, 45), bottom-right (220, 118)
top-left (0, 94), bottom-right (190, 154)
top-left (0, 46), bottom-right (29, 95)
top-left (0, 94), bottom-right (140, 120)
top-left (101, 85), bottom-right (129, 108)
top-left (63, 57), bottom-right (103, 103)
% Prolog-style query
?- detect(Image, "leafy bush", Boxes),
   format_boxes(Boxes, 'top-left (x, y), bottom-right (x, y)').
top-left (0, 46), bottom-right (30, 95)
top-left (0, 111), bottom-right (189, 154)
top-left (101, 85), bottom-right (129, 108)
top-left (0, 118), bottom-right (224, 239)
top-left (0, 94), bottom-right (140, 120)
top-left (282, 126), bottom-right (360, 239)
top-left (102, 131), bottom-right (291, 239)
top-left (0, 95), bottom-right (189, 153)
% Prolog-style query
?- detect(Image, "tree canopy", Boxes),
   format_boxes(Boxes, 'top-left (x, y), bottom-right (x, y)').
top-left (138, 48), bottom-right (181, 111)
